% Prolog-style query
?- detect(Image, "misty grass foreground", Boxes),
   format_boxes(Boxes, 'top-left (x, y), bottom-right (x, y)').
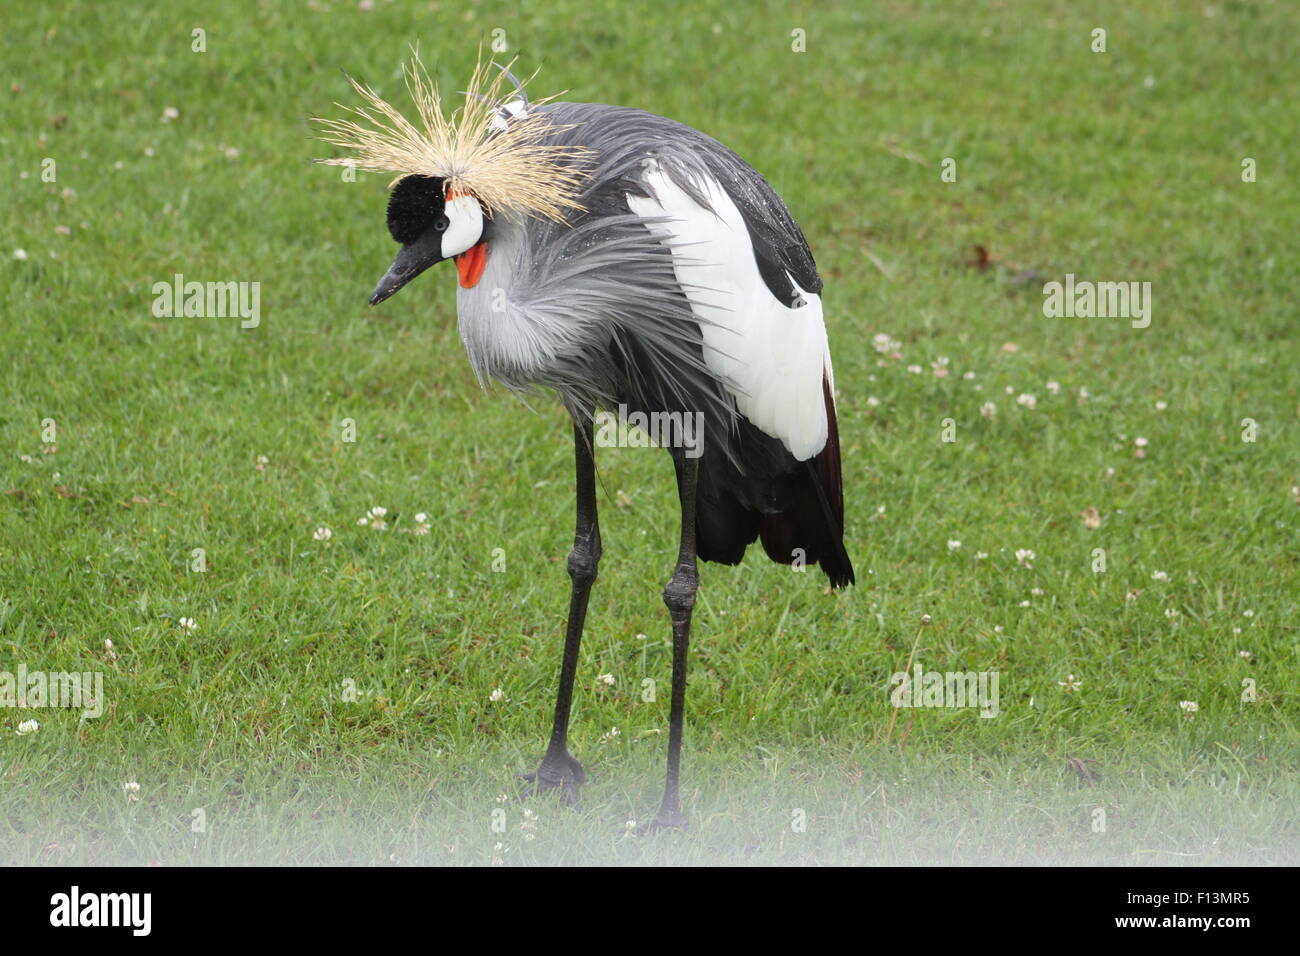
top-left (1, 1), bottom-right (1297, 865)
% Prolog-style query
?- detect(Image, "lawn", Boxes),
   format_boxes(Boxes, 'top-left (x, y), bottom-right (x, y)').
top-left (0, 0), bottom-right (1296, 865)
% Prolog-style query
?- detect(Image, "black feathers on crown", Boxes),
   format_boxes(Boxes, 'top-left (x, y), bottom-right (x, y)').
top-left (386, 175), bottom-right (446, 244)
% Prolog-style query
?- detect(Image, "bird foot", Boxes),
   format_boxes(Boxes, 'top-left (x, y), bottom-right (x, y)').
top-left (636, 806), bottom-right (688, 835)
top-left (516, 751), bottom-right (586, 807)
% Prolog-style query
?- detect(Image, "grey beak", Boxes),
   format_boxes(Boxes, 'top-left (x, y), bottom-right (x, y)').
top-left (369, 231), bottom-right (444, 305)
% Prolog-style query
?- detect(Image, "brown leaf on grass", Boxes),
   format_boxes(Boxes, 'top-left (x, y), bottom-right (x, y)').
top-left (129, 495), bottom-right (152, 505)
top-left (968, 244), bottom-right (993, 270)
top-left (1080, 506), bottom-right (1101, 529)
top-left (52, 485), bottom-right (82, 499)
top-left (1066, 755), bottom-right (1102, 785)
top-left (967, 247), bottom-right (1047, 289)
top-left (3, 489), bottom-right (26, 500)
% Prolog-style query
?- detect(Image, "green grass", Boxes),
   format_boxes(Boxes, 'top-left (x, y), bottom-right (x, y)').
top-left (1, 0), bottom-right (1297, 865)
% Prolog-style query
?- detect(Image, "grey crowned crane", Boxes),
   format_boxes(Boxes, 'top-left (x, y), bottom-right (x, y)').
top-left (317, 57), bottom-right (854, 831)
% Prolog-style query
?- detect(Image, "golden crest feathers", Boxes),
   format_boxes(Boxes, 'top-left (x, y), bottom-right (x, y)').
top-left (314, 52), bottom-right (588, 222)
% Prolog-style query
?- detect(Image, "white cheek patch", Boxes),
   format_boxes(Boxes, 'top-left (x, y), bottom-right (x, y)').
top-left (442, 195), bottom-right (484, 259)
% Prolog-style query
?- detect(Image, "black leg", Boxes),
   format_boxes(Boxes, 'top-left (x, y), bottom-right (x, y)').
top-left (517, 417), bottom-right (600, 806)
top-left (643, 454), bottom-right (699, 832)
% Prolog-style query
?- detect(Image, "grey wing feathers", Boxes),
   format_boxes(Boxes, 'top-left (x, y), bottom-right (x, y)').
top-left (540, 102), bottom-right (822, 301)
top-left (501, 102), bottom-right (820, 460)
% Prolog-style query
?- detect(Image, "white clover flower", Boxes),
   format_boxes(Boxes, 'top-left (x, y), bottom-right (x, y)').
top-left (931, 357), bottom-right (950, 377)
top-left (161, 106), bottom-right (179, 122)
top-left (979, 402), bottom-right (996, 418)
top-left (1155, 400), bottom-right (1167, 411)
top-left (866, 396), bottom-right (881, 407)
top-left (963, 371), bottom-right (976, 380)
top-left (357, 516), bottom-right (369, 526)
top-left (1179, 700), bottom-right (1199, 715)
top-left (1016, 393), bottom-right (1037, 409)
top-left (596, 673), bottom-right (615, 686)
top-left (17, 719), bottom-right (40, 735)
top-left (906, 364), bottom-right (922, 374)
top-left (1014, 549), bottom-right (1035, 567)
top-left (488, 687), bottom-right (505, 702)
top-left (1243, 609), bottom-right (1254, 618)
top-left (1058, 674), bottom-right (1082, 692)
top-left (369, 506), bottom-right (387, 517)
top-left (122, 781), bottom-right (141, 798)
top-left (414, 513), bottom-right (428, 524)
top-left (1046, 381), bottom-right (1060, 395)
top-left (947, 539), bottom-right (962, 551)
top-left (178, 617), bottom-right (197, 632)
top-left (1030, 587), bottom-right (1044, 596)
top-left (601, 727), bottom-right (620, 742)
top-left (1165, 608), bottom-right (1179, 619)
top-left (313, 526), bottom-right (332, 542)
top-left (1151, 570), bottom-right (1169, 582)
top-left (974, 551), bottom-right (989, 560)
top-left (1078, 386), bottom-right (1090, 401)
top-left (520, 808), bottom-right (538, 840)
top-left (872, 333), bottom-right (901, 354)
top-left (1019, 600), bottom-right (1031, 607)
top-left (1238, 650), bottom-right (1252, 660)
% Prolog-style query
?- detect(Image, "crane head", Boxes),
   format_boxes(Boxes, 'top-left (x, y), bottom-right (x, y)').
top-left (370, 174), bottom-right (486, 305)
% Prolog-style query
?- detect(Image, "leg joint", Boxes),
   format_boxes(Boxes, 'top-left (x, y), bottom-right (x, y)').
top-left (662, 564), bottom-right (699, 614)
top-left (567, 531), bottom-right (602, 582)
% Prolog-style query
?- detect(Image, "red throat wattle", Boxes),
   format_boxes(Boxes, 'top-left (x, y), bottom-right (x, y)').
top-left (456, 242), bottom-right (487, 288)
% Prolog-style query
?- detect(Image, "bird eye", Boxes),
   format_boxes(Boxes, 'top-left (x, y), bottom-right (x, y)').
top-left (433, 216), bottom-right (449, 233)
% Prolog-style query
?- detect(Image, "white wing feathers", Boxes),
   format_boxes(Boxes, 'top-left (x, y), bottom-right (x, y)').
top-left (627, 162), bottom-right (832, 461)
